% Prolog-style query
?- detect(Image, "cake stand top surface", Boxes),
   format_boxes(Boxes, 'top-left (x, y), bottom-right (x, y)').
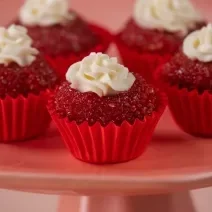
top-left (0, 109), bottom-right (211, 195)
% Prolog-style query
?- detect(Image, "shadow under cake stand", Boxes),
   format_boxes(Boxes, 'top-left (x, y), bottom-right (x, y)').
top-left (0, 109), bottom-right (211, 212)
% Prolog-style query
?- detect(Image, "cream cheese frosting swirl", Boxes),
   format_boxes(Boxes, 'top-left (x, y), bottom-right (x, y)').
top-left (19, 0), bottom-right (74, 26)
top-left (0, 25), bottom-right (38, 66)
top-left (133, 0), bottom-right (202, 35)
top-left (66, 53), bottom-right (136, 97)
top-left (183, 24), bottom-right (212, 62)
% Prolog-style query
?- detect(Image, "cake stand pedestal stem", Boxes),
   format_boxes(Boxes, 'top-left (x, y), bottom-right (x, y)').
top-left (57, 192), bottom-right (195, 212)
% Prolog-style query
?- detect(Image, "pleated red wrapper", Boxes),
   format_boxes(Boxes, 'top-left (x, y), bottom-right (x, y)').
top-left (166, 86), bottom-right (212, 137)
top-left (155, 66), bottom-right (212, 137)
top-left (48, 92), bottom-right (167, 164)
top-left (0, 91), bottom-right (51, 143)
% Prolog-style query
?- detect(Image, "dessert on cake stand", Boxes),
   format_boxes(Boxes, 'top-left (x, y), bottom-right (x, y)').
top-left (0, 109), bottom-right (211, 212)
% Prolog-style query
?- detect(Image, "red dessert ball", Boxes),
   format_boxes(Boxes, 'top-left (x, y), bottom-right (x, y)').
top-left (119, 19), bottom-right (205, 55)
top-left (161, 51), bottom-right (212, 93)
top-left (159, 23), bottom-right (212, 138)
top-left (51, 74), bottom-right (159, 126)
top-left (115, 0), bottom-right (205, 83)
top-left (17, 13), bottom-right (99, 56)
top-left (119, 19), bottom-right (182, 54)
top-left (16, 9), bottom-right (111, 80)
top-left (0, 56), bottom-right (58, 99)
top-left (47, 52), bottom-right (167, 164)
top-left (0, 23), bottom-right (60, 142)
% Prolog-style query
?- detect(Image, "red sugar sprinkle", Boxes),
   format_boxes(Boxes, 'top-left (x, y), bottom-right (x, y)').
top-left (53, 74), bottom-right (159, 126)
top-left (162, 51), bottom-right (212, 93)
top-left (119, 19), bottom-right (205, 54)
top-left (0, 56), bottom-right (58, 99)
top-left (17, 13), bottom-right (99, 56)
top-left (119, 19), bottom-right (182, 54)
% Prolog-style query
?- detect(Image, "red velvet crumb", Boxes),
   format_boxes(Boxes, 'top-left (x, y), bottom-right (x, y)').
top-left (17, 12), bottom-right (99, 56)
top-left (0, 56), bottom-right (58, 99)
top-left (162, 51), bottom-right (212, 93)
top-left (52, 74), bottom-right (158, 126)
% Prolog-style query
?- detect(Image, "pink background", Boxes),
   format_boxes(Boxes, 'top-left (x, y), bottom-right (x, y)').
top-left (0, 0), bottom-right (211, 212)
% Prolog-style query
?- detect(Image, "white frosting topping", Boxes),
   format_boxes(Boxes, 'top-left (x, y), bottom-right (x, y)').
top-left (66, 53), bottom-right (136, 97)
top-left (0, 25), bottom-right (38, 66)
top-left (183, 24), bottom-right (212, 62)
top-left (133, 0), bottom-right (202, 35)
top-left (19, 0), bottom-right (74, 26)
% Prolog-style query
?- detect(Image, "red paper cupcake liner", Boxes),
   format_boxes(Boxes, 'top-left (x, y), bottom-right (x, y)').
top-left (44, 24), bottom-right (112, 81)
top-left (114, 35), bottom-right (172, 83)
top-left (48, 92), bottom-right (167, 164)
top-left (166, 85), bottom-right (212, 137)
top-left (0, 91), bottom-right (51, 143)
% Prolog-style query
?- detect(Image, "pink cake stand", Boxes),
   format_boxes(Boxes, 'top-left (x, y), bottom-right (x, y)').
top-left (0, 109), bottom-right (212, 212)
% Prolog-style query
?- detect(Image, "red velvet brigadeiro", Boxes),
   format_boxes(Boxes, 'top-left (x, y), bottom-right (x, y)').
top-left (0, 25), bottom-right (58, 142)
top-left (160, 24), bottom-right (212, 137)
top-left (115, 0), bottom-right (204, 83)
top-left (16, 0), bottom-right (112, 80)
top-left (48, 52), bottom-right (167, 164)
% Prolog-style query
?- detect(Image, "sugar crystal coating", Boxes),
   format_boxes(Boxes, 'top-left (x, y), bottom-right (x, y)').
top-left (120, 19), bottom-right (182, 53)
top-left (53, 74), bottom-right (158, 126)
top-left (119, 19), bottom-right (205, 54)
top-left (162, 51), bottom-right (212, 93)
top-left (0, 56), bottom-right (58, 98)
top-left (17, 13), bottom-right (98, 56)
